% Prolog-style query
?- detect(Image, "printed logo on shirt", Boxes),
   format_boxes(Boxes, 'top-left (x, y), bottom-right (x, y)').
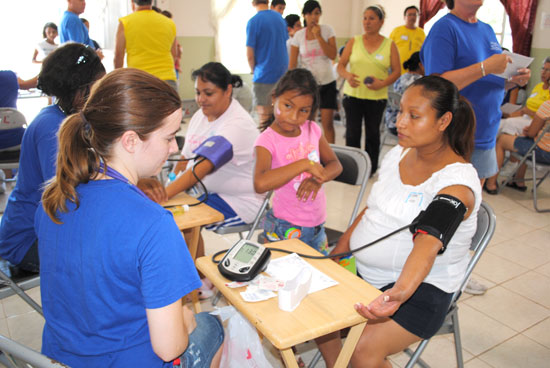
top-left (400, 35), bottom-right (409, 41)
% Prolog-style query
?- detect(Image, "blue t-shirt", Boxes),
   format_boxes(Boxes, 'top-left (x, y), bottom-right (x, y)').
top-left (35, 179), bottom-right (201, 367)
top-left (0, 70), bottom-right (24, 150)
top-left (59, 11), bottom-right (94, 47)
top-left (420, 14), bottom-right (505, 149)
top-left (0, 105), bottom-right (65, 264)
top-left (246, 10), bottom-right (288, 84)
top-left (0, 70), bottom-right (18, 108)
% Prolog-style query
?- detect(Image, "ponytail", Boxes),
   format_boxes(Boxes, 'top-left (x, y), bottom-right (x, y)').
top-left (42, 113), bottom-right (102, 223)
top-left (41, 68), bottom-right (181, 224)
top-left (445, 96), bottom-right (475, 161)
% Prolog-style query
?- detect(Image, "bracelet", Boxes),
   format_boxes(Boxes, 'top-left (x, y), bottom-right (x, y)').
top-left (480, 62), bottom-right (486, 77)
top-left (309, 160), bottom-right (315, 166)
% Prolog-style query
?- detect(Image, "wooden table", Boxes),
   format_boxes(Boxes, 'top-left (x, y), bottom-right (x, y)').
top-left (196, 239), bottom-right (382, 368)
top-left (163, 192), bottom-right (224, 311)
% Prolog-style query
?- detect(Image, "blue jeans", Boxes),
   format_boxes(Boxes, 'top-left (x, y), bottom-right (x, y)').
top-left (177, 312), bottom-right (224, 368)
top-left (262, 209), bottom-right (329, 255)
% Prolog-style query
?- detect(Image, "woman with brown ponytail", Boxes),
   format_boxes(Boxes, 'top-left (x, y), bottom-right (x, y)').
top-left (36, 68), bottom-right (223, 367)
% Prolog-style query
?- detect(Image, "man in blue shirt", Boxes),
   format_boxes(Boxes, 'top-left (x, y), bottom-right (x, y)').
top-left (59, 0), bottom-right (95, 47)
top-left (246, 0), bottom-right (288, 123)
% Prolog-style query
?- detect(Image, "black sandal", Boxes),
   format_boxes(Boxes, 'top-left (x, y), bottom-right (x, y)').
top-left (483, 183), bottom-right (499, 195)
top-left (506, 182), bottom-right (527, 192)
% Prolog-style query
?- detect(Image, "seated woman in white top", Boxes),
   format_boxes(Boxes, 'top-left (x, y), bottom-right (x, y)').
top-left (318, 75), bottom-right (481, 368)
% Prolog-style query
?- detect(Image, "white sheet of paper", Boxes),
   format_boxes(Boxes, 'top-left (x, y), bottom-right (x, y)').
top-left (501, 103), bottom-right (522, 115)
top-left (265, 253), bottom-right (339, 294)
top-left (493, 51), bottom-right (534, 79)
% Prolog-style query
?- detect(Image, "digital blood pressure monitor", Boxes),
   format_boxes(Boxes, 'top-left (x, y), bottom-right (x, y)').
top-left (218, 239), bottom-right (271, 282)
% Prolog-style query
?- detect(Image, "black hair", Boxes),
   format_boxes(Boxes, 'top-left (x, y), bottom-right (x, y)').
top-left (42, 22), bottom-right (57, 39)
top-left (366, 4), bottom-right (385, 20)
top-left (271, 0), bottom-right (286, 6)
top-left (409, 76), bottom-right (476, 160)
top-left (253, 0), bottom-right (269, 5)
top-left (285, 14), bottom-right (300, 28)
top-left (260, 68), bottom-right (319, 132)
top-left (191, 62), bottom-right (243, 91)
top-left (134, 0), bottom-right (153, 5)
top-left (302, 0), bottom-right (321, 15)
top-left (404, 6), bottom-right (419, 16)
top-left (37, 44), bottom-right (106, 115)
top-left (445, 0), bottom-right (454, 10)
top-left (161, 10), bottom-right (172, 18)
top-left (403, 52), bottom-right (422, 72)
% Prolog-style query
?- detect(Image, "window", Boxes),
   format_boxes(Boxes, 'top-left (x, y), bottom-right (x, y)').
top-left (424, 0), bottom-right (512, 51)
top-left (215, 0), bottom-right (306, 74)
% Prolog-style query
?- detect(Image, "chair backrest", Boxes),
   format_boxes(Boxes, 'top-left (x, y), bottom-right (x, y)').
top-left (330, 144), bottom-right (372, 227)
top-left (387, 91), bottom-right (401, 111)
top-left (511, 122), bottom-right (550, 167)
top-left (452, 201), bottom-right (496, 302)
top-left (0, 108), bottom-right (26, 131)
top-left (0, 334), bottom-right (68, 367)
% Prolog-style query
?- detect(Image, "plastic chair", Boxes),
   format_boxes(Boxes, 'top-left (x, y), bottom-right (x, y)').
top-left (324, 144), bottom-right (372, 246)
top-left (403, 201), bottom-right (496, 368)
top-left (498, 123), bottom-right (550, 213)
top-left (0, 333), bottom-right (67, 368)
top-left (308, 202), bottom-right (496, 368)
top-left (0, 108), bottom-right (26, 182)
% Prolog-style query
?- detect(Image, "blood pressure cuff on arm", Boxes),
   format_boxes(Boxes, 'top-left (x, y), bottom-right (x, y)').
top-left (409, 194), bottom-right (467, 254)
top-left (192, 135), bottom-right (234, 170)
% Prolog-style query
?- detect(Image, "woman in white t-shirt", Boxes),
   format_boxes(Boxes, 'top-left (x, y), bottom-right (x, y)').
top-left (138, 62), bottom-right (263, 296)
top-left (289, 0), bottom-right (337, 143)
top-left (319, 76), bottom-right (481, 367)
top-left (32, 22), bottom-right (58, 63)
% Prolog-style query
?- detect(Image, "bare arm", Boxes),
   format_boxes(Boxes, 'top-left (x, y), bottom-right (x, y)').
top-left (289, 45), bottom-right (299, 69)
top-left (146, 299), bottom-right (192, 362)
top-left (17, 76), bottom-right (38, 90)
top-left (165, 158), bottom-right (215, 199)
top-left (114, 21), bottom-right (126, 69)
top-left (440, 53), bottom-right (510, 91)
top-left (312, 26), bottom-right (336, 60)
top-left (337, 38), bottom-right (360, 88)
top-left (32, 49), bottom-right (40, 64)
top-left (171, 39), bottom-right (178, 60)
top-left (253, 146), bottom-right (328, 194)
top-left (356, 184), bottom-right (475, 319)
top-left (525, 114), bottom-right (547, 138)
top-left (246, 46), bottom-right (255, 74)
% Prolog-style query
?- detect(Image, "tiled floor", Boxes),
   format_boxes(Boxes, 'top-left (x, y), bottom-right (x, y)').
top-left (0, 121), bottom-right (549, 367)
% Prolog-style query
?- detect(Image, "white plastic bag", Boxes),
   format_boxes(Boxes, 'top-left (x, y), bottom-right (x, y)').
top-left (210, 306), bottom-right (274, 368)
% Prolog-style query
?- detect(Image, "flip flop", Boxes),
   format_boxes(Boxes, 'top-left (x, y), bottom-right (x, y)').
top-left (506, 182), bottom-right (527, 192)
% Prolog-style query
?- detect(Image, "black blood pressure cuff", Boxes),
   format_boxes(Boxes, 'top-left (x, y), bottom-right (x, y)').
top-left (409, 194), bottom-right (467, 254)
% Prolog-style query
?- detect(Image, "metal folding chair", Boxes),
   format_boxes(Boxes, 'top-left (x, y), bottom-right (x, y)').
top-left (324, 144), bottom-right (371, 246)
top-left (404, 201), bottom-right (496, 368)
top-left (0, 108), bottom-right (26, 185)
top-left (308, 202), bottom-right (496, 368)
top-left (498, 123), bottom-right (550, 212)
top-left (0, 333), bottom-right (66, 368)
top-left (0, 268), bottom-right (42, 316)
top-left (380, 91), bottom-right (401, 149)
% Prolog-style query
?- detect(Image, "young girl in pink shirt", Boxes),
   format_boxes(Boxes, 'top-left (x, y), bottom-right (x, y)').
top-left (254, 69), bottom-right (342, 254)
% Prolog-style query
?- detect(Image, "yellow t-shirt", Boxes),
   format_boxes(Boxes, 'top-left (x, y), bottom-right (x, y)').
top-left (343, 35), bottom-right (391, 100)
top-left (389, 25), bottom-right (425, 75)
top-left (525, 82), bottom-right (550, 113)
top-left (120, 10), bottom-right (176, 81)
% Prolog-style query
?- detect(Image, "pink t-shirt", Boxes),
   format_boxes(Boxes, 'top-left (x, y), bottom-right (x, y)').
top-left (254, 121), bottom-right (326, 227)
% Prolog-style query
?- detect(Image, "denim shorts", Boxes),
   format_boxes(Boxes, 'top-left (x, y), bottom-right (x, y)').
top-left (262, 209), bottom-right (329, 254)
top-left (514, 137), bottom-right (550, 164)
top-left (471, 146), bottom-right (498, 179)
top-left (177, 312), bottom-right (224, 368)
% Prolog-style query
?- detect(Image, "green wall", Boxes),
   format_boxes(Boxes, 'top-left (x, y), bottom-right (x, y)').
top-left (177, 36), bottom-right (216, 100)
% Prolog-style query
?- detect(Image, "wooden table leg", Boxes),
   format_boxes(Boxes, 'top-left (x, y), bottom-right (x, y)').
top-left (334, 321), bottom-right (366, 368)
top-left (183, 227), bottom-right (202, 313)
top-left (280, 347), bottom-right (300, 368)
